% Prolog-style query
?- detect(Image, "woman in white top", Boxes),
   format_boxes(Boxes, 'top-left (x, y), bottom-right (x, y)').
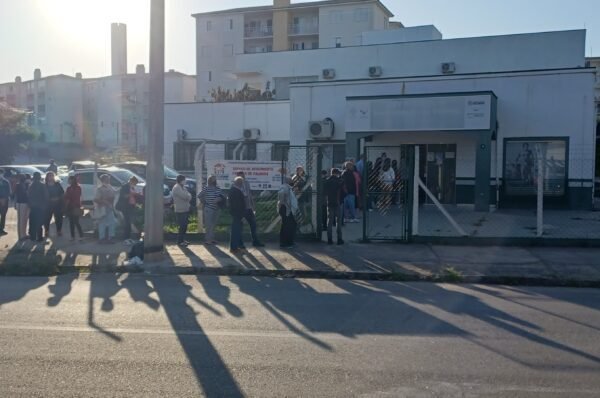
top-left (380, 159), bottom-right (395, 210)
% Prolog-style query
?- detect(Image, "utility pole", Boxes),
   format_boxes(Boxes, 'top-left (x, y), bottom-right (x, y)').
top-left (144, 0), bottom-right (165, 257)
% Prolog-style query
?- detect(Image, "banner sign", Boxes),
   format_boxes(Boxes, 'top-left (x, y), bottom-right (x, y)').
top-left (206, 160), bottom-right (284, 190)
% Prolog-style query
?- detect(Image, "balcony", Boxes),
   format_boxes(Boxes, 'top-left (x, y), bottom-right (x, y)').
top-left (244, 26), bottom-right (273, 38)
top-left (288, 23), bottom-right (318, 36)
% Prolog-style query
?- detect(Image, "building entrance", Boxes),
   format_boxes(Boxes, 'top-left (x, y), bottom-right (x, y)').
top-left (422, 144), bottom-right (456, 205)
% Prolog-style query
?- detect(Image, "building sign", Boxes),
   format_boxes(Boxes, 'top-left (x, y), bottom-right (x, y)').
top-left (504, 139), bottom-right (567, 196)
top-left (346, 93), bottom-right (494, 132)
top-left (206, 160), bottom-right (283, 190)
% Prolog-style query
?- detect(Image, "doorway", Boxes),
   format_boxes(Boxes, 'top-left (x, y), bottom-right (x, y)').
top-left (421, 144), bottom-right (456, 204)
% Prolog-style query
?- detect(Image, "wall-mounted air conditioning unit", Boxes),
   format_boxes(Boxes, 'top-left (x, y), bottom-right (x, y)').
top-left (176, 129), bottom-right (187, 141)
top-left (368, 66), bottom-right (382, 77)
top-left (322, 68), bottom-right (336, 79)
top-left (243, 128), bottom-right (261, 140)
top-left (441, 62), bottom-right (456, 74)
top-left (309, 118), bottom-right (334, 139)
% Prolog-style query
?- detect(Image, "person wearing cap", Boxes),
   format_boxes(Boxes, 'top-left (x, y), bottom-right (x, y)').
top-left (172, 174), bottom-right (192, 247)
top-left (94, 174), bottom-right (116, 243)
top-left (116, 176), bottom-right (139, 244)
top-left (324, 168), bottom-right (344, 245)
top-left (27, 172), bottom-right (49, 242)
top-left (0, 169), bottom-right (11, 235)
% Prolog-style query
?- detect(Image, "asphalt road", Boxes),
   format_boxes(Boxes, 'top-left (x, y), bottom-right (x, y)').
top-left (0, 275), bottom-right (599, 397)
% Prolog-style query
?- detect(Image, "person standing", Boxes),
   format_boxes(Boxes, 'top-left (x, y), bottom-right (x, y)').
top-left (172, 174), bottom-right (192, 247)
top-left (64, 176), bottom-right (84, 241)
top-left (27, 172), bottom-right (48, 242)
top-left (228, 176), bottom-right (247, 253)
top-left (117, 176), bottom-right (139, 243)
top-left (355, 154), bottom-right (365, 176)
top-left (94, 174), bottom-right (116, 244)
top-left (14, 174), bottom-right (29, 240)
top-left (198, 175), bottom-right (224, 245)
top-left (277, 177), bottom-right (298, 248)
top-left (46, 159), bottom-right (58, 174)
top-left (342, 162), bottom-right (358, 223)
top-left (0, 169), bottom-right (11, 235)
top-left (320, 170), bottom-right (329, 231)
top-left (324, 168), bottom-right (344, 245)
top-left (237, 171), bottom-right (265, 247)
top-left (381, 158), bottom-right (395, 210)
top-left (44, 172), bottom-right (64, 237)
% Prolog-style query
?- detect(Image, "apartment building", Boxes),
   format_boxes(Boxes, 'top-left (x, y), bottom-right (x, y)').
top-left (193, 0), bottom-right (400, 101)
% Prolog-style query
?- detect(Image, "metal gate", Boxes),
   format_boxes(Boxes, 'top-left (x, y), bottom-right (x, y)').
top-left (363, 145), bottom-right (414, 241)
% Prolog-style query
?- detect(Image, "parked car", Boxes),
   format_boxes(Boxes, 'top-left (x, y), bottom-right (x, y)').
top-left (111, 161), bottom-right (197, 206)
top-left (69, 160), bottom-right (97, 171)
top-left (25, 164), bottom-right (63, 183)
top-left (69, 167), bottom-right (172, 209)
top-left (0, 165), bottom-right (58, 193)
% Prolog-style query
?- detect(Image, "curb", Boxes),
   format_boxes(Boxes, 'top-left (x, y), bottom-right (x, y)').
top-left (36, 265), bottom-right (600, 288)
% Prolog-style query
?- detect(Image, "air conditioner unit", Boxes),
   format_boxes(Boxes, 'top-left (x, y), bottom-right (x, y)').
top-left (368, 66), bottom-right (382, 77)
top-left (243, 128), bottom-right (261, 140)
top-left (176, 129), bottom-right (187, 141)
top-left (441, 62), bottom-right (456, 74)
top-left (322, 68), bottom-right (336, 79)
top-left (309, 118), bottom-right (334, 139)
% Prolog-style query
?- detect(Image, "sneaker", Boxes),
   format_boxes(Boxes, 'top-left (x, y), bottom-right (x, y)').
top-left (177, 241), bottom-right (189, 247)
top-left (352, 218), bottom-right (360, 223)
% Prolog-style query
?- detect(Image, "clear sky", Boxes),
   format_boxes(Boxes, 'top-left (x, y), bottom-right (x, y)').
top-left (0, 0), bottom-right (598, 83)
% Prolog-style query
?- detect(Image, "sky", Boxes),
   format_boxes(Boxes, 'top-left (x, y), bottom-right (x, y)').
top-left (0, 0), bottom-right (598, 83)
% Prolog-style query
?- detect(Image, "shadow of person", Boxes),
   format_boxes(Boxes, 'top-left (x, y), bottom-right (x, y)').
top-left (152, 275), bottom-right (244, 397)
top-left (120, 273), bottom-right (160, 311)
top-left (47, 271), bottom-right (79, 307)
top-left (197, 275), bottom-right (243, 318)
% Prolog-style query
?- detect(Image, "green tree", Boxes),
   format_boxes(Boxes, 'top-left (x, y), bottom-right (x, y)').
top-left (0, 103), bottom-right (36, 164)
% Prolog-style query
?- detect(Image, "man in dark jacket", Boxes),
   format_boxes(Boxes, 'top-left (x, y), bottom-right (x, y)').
top-left (324, 168), bottom-right (344, 245)
top-left (229, 176), bottom-right (247, 253)
top-left (28, 172), bottom-right (49, 242)
top-left (0, 169), bottom-right (11, 235)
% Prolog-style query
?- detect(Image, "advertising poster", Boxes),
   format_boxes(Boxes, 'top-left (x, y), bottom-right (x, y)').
top-left (206, 160), bottom-right (284, 190)
top-left (504, 140), bottom-right (566, 196)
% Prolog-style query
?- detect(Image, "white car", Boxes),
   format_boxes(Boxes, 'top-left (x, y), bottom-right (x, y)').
top-left (69, 167), bottom-right (171, 209)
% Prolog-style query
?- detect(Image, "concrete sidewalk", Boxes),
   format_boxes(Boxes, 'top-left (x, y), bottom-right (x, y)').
top-left (0, 209), bottom-right (599, 285)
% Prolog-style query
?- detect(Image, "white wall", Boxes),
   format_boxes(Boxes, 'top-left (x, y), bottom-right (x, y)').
top-left (163, 101), bottom-right (291, 166)
top-left (95, 77), bottom-right (122, 148)
top-left (318, 3), bottom-right (377, 48)
top-left (362, 25), bottom-right (442, 45)
top-left (290, 69), bottom-right (597, 182)
top-left (237, 30), bottom-right (586, 83)
top-left (44, 77), bottom-right (84, 144)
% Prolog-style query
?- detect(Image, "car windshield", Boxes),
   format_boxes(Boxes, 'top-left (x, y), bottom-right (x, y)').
top-left (164, 166), bottom-right (179, 179)
top-left (17, 166), bottom-right (44, 174)
top-left (109, 169), bottom-right (145, 184)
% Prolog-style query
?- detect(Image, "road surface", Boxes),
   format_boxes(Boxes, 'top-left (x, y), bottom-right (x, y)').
top-left (0, 275), bottom-right (599, 397)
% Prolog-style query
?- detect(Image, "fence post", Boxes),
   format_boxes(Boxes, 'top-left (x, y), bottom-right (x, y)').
top-left (412, 146), bottom-right (420, 236)
top-left (362, 146), bottom-right (368, 242)
top-left (536, 145), bottom-right (544, 237)
top-left (194, 142), bottom-right (206, 233)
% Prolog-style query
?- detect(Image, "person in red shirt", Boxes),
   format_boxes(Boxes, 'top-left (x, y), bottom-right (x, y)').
top-left (64, 176), bottom-right (84, 241)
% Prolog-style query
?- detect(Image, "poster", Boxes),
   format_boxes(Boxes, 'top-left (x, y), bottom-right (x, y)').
top-left (206, 160), bottom-right (284, 190)
top-left (504, 140), bottom-right (566, 196)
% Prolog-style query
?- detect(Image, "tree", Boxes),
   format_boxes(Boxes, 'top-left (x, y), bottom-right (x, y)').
top-left (0, 103), bottom-right (36, 164)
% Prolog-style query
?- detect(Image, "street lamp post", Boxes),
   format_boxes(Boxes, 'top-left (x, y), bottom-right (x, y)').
top-left (144, 0), bottom-right (165, 258)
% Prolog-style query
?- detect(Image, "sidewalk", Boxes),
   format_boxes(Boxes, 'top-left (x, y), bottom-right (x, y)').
top-left (1, 210), bottom-right (599, 285)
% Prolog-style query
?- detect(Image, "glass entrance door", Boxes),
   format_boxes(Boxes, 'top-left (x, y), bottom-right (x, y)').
top-left (425, 144), bottom-right (456, 204)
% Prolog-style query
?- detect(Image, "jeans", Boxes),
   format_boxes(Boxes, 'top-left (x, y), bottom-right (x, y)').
top-left (29, 206), bottom-right (46, 241)
top-left (0, 203), bottom-right (8, 232)
top-left (203, 207), bottom-right (219, 242)
top-left (176, 211), bottom-right (189, 244)
top-left (98, 209), bottom-right (116, 240)
top-left (122, 207), bottom-right (133, 239)
top-left (16, 203), bottom-right (29, 239)
top-left (243, 209), bottom-right (260, 244)
top-left (68, 215), bottom-right (83, 239)
top-left (343, 194), bottom-right (356, 220)
top-left (230, 216), bottom-right (244, 250)
top-left (279, 205), bottom-right (297, 247)
top-left (327, 205), bottom-right (343, 243)
top-left (44, 203), bottom-right (63, 235)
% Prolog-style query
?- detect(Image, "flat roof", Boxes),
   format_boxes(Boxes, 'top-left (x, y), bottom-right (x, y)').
top-left (192, 0), bottom-right (393, 18)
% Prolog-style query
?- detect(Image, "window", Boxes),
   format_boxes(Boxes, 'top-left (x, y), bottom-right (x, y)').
top-left (223, 44), bottom-right (234, 56)
top-left (271, 143), bottom-right (289, 161)
top-left (206, 20), bottom-right (212, 31)
top-left (225, 143), bottom-right (257, 160)
top-left (228, 19), bottom-right (233, 30)
top-left (37, 104), bottom-right (46, 117)
top-left (354, 8), bottom-right (369, 22)
top-left (174, 141), bottom-right (203, 170)
top-left (200, 45), bottom-right (212, 58)
top-left (335, 37), bottom-right (342, 48)
top-left (329, 10), bottom-right (343, 24)
top-left (208, 71), bottom-right (212, 82)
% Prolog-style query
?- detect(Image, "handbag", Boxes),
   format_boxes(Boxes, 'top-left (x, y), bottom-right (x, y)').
top-left (91, 206), bottom-right (106, 220)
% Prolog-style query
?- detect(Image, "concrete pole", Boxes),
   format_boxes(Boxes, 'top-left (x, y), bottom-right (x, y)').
top-left (144, 0), bottom-right (165, 256)
top-left (536, 145), bottom-right (544, 237)
top-left (412, 146), bottom-right (419, 236)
